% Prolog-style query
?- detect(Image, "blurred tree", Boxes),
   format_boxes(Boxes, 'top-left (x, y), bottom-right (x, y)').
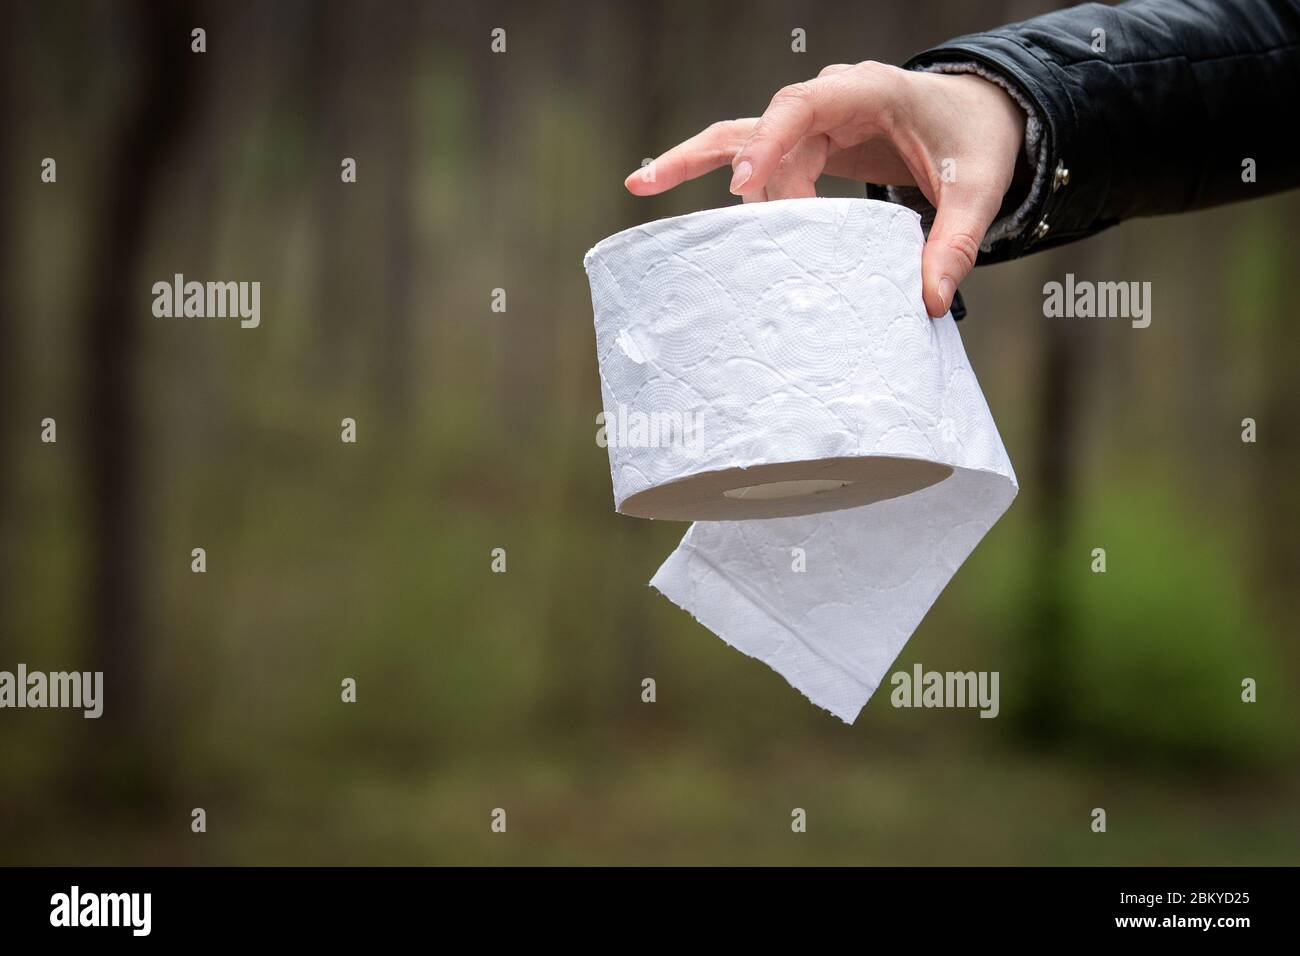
top-left (78, 0), bottom-right (204, 791)
top-left (1241, 215), bottom-right (1299, 629)
top-left (306, 0), bottom-right (355, 381)
top-left (378, 0), bottom-right (417, 424)
top-left (0, 0), bottom-right (18, 654)
top-left (1018, 256), bottom-right (1090, 745)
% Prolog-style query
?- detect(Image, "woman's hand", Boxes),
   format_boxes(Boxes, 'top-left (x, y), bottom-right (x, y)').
top-left (625, 62), bottom-right (1026, 318)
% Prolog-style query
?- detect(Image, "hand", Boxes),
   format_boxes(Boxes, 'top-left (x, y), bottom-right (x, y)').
top-left (624, 62), bottom-right (1027, 318)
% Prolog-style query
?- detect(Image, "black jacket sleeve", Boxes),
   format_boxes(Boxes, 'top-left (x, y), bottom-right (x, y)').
top-left (896, 0), bottom-right (1300, 264)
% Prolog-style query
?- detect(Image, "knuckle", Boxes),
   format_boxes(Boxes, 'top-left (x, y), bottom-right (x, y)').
top-left (706, 119), bottom-right (749, 160)
top-left (855, 59), bottom-right (904, 91)
top-left (771, 81), bottom-right (814, 107)
top-left (818, 62), bottom-right (851, 77)
top-left (946, 231), bottom-right (981, 272)
top-left (708, 143), bottom-right (736, 165)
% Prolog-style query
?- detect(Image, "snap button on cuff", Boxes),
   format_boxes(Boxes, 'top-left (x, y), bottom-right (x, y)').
top-left (1052, 160), bottom-right (1070, 192)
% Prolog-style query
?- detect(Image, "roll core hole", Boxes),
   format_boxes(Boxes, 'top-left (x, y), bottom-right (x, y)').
top-left (722, 478), bottom-right (854, 501)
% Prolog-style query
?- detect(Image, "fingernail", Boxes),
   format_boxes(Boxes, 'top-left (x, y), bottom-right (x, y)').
top-left (729, 160), bottom-right (753, 194)
top-left (937, 276), bottom-right (956, 311)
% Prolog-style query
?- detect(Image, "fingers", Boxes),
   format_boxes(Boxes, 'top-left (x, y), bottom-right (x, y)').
top-left (727, 80), bottom-right (832, 195)
top-left (741, 64), bottom-right (846, 199)
top-left (624, 119), bottom-right (755, 196)
top-left (920, 188), bottom-right (1001, 318)
top-left (762, 133), bottom-right (830, 200)
top-left (731, 63), bottom-right (898, 196)
top-left (624, 61), bottom-right (901, 199)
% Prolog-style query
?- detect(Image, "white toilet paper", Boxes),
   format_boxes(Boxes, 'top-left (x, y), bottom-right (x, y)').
top-left (584, 197), bottom-right (1017, 723)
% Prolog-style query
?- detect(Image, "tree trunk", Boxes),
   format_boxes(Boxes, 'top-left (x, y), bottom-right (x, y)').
top-left (1019, 251), bottom-right (1092, 746)
top-left (0, 0), bottom-right (19, 655)
top-left (378, 0), bottom-right (416, 425)
top-left (79, 0), bottom-right (203, 792)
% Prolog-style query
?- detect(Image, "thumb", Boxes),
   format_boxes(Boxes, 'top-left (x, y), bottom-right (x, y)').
top-left (920, 190), bottom-right (999, 318)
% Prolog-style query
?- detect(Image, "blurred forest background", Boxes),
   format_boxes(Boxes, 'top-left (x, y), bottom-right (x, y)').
top-left (1, 0), bottom-right (1297, 865)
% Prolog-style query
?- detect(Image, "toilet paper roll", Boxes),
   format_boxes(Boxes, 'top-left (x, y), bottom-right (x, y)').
top-left (584, 197), bottom-right (1018, 723)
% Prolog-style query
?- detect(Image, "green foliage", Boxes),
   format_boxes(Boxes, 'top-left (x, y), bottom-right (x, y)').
top-left (1064, 485), bottom-right (1293, 767)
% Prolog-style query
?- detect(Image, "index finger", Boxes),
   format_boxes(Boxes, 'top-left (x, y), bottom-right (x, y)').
top-left (625, 119), bottom-right (756, 196)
